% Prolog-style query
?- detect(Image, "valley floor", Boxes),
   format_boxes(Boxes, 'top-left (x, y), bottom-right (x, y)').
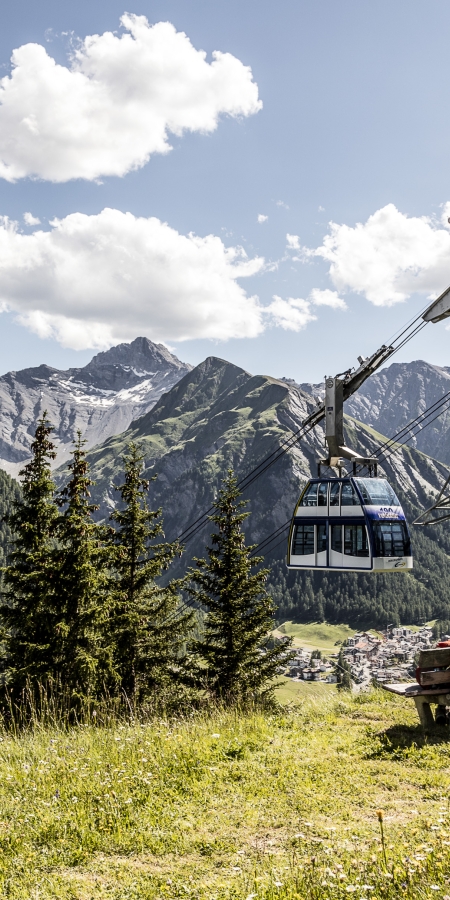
top-left (1, 691), bottom-right (450, 898)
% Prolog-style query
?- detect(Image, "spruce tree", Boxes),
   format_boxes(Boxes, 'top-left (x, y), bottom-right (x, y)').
top-left (110, 443), bottom-right (193, 702)
top-left (187, 470), bottom-right (291, 703)
top-left (54, 432), bottom-right (112, 698)
top-left (336, 647), bottom-right (352, 691)
top-left (0, 413), bottom-right (59, 689)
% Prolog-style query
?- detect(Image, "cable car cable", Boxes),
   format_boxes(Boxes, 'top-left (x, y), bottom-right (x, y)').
top-left (373, 393), bottom-right (450, 463)
top-left (384, 301), bottom-right (432, 346)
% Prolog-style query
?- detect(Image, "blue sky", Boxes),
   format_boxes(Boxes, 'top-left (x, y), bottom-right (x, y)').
top-left (0, 0), bottom-right (450, 381)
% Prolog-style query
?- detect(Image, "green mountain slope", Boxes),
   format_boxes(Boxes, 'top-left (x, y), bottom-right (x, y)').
top-left (64, 356), bottom-right (450, 629)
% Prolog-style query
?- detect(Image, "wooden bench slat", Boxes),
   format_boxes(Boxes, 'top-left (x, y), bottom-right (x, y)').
top-left (420, 670), bottom-right (450, 686)
top-left (382, 682), bottom-right (450, 698)
top-left (418, 648), bottom-right (450, 668)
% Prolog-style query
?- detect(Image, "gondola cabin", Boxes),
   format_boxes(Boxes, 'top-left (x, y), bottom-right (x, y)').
top-left (287, 477), bottom-right (412, 572)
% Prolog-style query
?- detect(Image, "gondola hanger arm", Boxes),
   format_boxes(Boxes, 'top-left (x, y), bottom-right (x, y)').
top-left (422, 285), bottom-right (450, 324)
top-left (299, 343), bottom-right (397, 434)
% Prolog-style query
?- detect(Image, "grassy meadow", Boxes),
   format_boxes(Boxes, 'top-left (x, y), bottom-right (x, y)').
top-left (0, 690), bottom-right (450, 898)
top-left (275, 622), bottom-right (360, 653)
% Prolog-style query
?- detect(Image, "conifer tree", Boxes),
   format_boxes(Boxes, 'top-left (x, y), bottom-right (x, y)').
top-left (187, 470), bottom-right (291, 703)
top-left (110, 443), bottom-right (193, 702)
top-left (54, 432), bottom-right (112, 698)
top-left (336, 647), bottom-right (352, 691)
top-left (0, 413), bottom-right (59, 689)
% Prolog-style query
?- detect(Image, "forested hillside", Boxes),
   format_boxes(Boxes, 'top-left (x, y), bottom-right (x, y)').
top-left (68, 355), bottom-right (450, 630)
top-left (0, 471), bottom-right (20, 567)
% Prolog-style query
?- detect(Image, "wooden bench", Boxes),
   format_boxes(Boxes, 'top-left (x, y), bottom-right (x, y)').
top-left (382, 647), bottom-right (450, 728)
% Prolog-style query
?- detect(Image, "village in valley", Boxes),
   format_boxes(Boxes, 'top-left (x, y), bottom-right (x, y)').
top-left (284, 625), bottom-right (436, 689)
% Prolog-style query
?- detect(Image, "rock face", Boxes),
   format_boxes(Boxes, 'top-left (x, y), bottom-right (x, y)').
top-left (0, 337), bottom-right (191, 476)
top-left (344, 360), bottom-right (450, 464)
top-left (293, 360), bottom-right (450, 465)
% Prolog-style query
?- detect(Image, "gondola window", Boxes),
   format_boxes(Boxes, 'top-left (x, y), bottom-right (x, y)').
top-left (292, 523), bottom-right (314, 555)
top-left (373, 522), bottom-right (411, 557)
top-left (355, 478), bottom-right (400, 506)
top-left (301, 483), bottom-right (318, 506)
top-left (330, 482), bottom-right (340, 506)
top-left (344, 524), bottom-right (369, 557)
top-left (341, 482), bottom-right (360, 505)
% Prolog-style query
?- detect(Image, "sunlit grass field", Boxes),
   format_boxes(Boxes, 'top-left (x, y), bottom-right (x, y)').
top-left (275, 622), bottom-right (358, 653)
top-left (0, 690), bottom-right (450, 898)
top-left (275, 676), bottom-right (336, 704)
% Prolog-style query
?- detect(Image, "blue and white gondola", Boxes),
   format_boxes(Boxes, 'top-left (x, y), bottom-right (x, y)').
top-left (287, 477), bottom-right (413, 572)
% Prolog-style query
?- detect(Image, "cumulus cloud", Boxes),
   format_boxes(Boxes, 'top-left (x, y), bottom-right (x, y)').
top-left (257, 214), bottom-right (268, 223)
top-left (286, 233), bottom-right (300, 250)
top-left (306, 203), bottom-right (450, 306)
top-left (0, 208), bottom-right (266, 349)
top-left (264, 296), bottom-right (316, 332)
top-left (23, 212), bottom-right (41, 226)
top-left (0, 14), bottom-right (262, 182)
top-left (309, 288), bottom-right (347, 310)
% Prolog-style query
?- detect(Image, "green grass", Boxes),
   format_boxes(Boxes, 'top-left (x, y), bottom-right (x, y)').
top-left (0, 692), bottom-right (450, 897)
top-left (275, 675), bottom-right (336, 704)
top-left (276, 621), bottom-right (357, 653)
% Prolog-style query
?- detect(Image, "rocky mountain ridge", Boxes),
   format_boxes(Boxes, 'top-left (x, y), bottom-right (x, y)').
top-left (0, 337), bottom-right (191, 477)
top-left (291, 359), bottom-right (450, 465)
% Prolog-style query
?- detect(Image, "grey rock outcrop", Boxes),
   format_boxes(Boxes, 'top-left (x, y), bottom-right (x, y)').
top-left (344, 360), bottom-right (450, 464)
top-left (0, 337), bottom-right (191, 476)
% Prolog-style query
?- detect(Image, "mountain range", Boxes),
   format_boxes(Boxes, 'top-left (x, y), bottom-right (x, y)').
top-left (0, 337), bottom-right (191, 477)
top-left (77, 353), bottom-right (450, 629)
top-left (1, 338), bottom-right (450, 628)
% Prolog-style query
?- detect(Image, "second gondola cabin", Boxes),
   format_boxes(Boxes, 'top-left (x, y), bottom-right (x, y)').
top-left (287, 477), bottom-right (412, 572)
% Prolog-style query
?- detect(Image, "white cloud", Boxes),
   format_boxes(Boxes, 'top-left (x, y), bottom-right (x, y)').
top-left (286, 233), bottom-right (300, 250)
top-left (0, 14), bottom-right (262, 182)
top-left (23, 212), bottom-right (41, 226)
top-left (264, 296), bottom-right (316, 332)
top-left (309, 288), bottom-right (347, 310)
top-left (257, 214), bottom-right (268, 223)
top-left (306, 202), bottom-right (450, 306)
top-left (0, 208), bottom-right (266, 349)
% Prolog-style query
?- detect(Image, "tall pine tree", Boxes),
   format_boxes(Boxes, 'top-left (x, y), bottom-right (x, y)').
top-left (187, 470), bottom-right (291, 703)
top-left (110, 443), bottom-right (193, 703)
top-left (54, 432), bottom-right (112, 699)
top-left (0, 413), bottom-right (59, 690)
